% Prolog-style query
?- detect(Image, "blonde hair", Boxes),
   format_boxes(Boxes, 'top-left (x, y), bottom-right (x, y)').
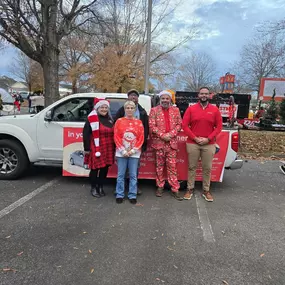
top-left (124, 100), bottom-right (136, 109)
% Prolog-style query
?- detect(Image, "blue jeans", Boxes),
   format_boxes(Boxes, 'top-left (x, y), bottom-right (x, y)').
top-left (116, 157), bottom-right (139, 199)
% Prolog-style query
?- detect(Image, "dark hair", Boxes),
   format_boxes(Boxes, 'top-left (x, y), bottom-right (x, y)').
top-left (199, 86), bottom-right (210, 92)
top-left (127, 89), bottom-right (139, 97)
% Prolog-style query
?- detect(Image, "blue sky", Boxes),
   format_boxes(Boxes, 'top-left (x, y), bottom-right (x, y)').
top-left (0, 0), bottom-right (284, 83)
top-left (167, 0), bottom-right (285, 76)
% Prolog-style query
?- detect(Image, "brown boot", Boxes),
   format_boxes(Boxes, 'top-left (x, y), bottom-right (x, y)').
top-left (183, 189), bottom-right (193, 200)
top-left (172, 191), bottom-right (183, 201)
top-left (202, 191), bottom-right (214, 202)
top-left (156, 187), bottom-right (164, 197)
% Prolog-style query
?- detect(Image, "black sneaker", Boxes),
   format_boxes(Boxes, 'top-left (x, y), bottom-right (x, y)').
top-left (280, 165), bottom-right (285, 175)
top-left (129, 199), bottom-right (137, 204)
top-left (116, 198), bottom-right (123, 204)
top-left (172, 191), bottom-right (183, 201)
top-left (91, 187), bottom-right (101, 198)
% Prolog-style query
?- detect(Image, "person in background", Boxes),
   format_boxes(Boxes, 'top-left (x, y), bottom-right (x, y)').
top-left (149, 90), bottom-right (183, 201)
top-left (0, 94), bottom-right (3, 116)
top-left (114, 101), bottom-right (144, 204)
top-left (114, 89), bottom-right (149, 195)
top-left (182, 87), bottom-right (222, 202)
top-left (27, 93), bottom-right (32, 113)
top-left (255, 107), bottom-right (265, 119)
top-left (30, 92), bottom-right (45, 113)
top-left (13, 93), bottom-right (21, 113)
top-left (83, 98), bottom-right (114, 198)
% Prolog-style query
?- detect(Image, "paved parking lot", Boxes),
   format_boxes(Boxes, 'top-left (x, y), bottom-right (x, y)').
top-left (1, 161), bottom-right (285, 285)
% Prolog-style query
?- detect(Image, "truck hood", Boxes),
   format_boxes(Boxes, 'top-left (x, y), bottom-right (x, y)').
top-left (0, 114), bottom-right (36, 123)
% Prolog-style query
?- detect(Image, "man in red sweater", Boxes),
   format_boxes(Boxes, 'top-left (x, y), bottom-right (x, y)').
top-left (182, 87), bottom-right (222, 202)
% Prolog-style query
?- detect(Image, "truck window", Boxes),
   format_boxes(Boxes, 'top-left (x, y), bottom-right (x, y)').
top-left (106, 98), bottom-right (126, 118)
top-left (52, 98), bottom-right (93, 122)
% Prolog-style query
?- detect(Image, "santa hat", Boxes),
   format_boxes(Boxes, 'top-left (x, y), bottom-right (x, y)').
top-left (87, 98), bottom-right (110, 157)
top-left (158, 90), bottom-right (172, 98)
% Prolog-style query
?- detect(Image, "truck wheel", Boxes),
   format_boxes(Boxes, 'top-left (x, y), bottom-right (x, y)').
top-left (0, 139), bottom-right (29, 180)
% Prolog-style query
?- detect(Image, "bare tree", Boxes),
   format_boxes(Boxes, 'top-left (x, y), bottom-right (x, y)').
top-left (179, 52), bottom-right (217, 91)
top-left (258, 19), bottom-right (285, 35)
top-left (59, 31), bottom-right (91, 93)
top-left (0, 39), bottom-right (5, 51)
top-left (235, 34), bottom-right (285, 93)
top-left (0, 0), bottom-right (100, 105)
top-left (10, 51), bottom-right (43, 92)
top-left (83, 0), bottom-right (198, 92)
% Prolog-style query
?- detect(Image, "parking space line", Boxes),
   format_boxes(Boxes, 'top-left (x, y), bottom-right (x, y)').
top-left (195, 193), bottom-right (216, 243)
top-left (0, 179), bottom-right (57, 219)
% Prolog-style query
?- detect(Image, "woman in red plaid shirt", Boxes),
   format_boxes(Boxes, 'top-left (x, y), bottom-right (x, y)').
top-left (83, 98), bottom-right (115, 198)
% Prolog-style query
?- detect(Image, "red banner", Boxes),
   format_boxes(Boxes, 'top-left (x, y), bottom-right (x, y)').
top-left (63, 128), bottom-right (229, 182)
top-left (225, 74), bottom-right (235, 83)
top-left (237, 118), bottom-right (260, 129)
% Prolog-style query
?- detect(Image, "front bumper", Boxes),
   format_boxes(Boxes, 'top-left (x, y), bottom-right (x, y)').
top-left (226, 159), bottom-right (243, 170)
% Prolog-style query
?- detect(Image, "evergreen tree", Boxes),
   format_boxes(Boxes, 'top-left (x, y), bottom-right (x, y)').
top-left (279, 98), bottom-right (285, 124)
top-left (266, 98), bottom-right (279, 122)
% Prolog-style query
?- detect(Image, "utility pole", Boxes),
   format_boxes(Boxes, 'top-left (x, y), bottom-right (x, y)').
top-left (144, 0), bottom-right (152, 95)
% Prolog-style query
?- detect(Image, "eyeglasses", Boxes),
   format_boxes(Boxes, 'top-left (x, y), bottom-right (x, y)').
top-left (199, 93), bottom-right (209, 95)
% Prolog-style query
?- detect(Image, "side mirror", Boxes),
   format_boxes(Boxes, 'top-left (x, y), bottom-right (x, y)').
top-left (44, 110), bottom-right (52, 121)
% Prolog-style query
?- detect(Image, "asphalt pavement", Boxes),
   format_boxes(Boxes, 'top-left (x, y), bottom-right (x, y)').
top-left (1, 161), bottom-right (285, 285)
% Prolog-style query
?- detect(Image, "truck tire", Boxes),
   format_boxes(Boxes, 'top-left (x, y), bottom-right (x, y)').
top-left (0, 139), bottom-right (30, 180)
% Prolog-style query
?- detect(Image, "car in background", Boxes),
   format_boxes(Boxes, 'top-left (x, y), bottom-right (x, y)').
top-left (19, 91), bottom-right (31, 100)
top-left (69, 150), bottom-right (84, 167)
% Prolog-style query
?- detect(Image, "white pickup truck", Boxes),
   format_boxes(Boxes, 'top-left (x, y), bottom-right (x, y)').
top-left (0, 93), bottom-right (243, 180)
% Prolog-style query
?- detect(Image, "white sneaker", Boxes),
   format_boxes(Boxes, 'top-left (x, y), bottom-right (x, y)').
top-left (279, 165), bottom-right (285, 175)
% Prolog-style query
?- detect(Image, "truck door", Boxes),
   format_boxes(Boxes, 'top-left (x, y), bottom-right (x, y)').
top-left (36, 97), bottom-right (93, 161)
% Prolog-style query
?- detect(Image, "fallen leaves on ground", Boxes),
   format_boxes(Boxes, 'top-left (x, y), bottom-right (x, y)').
top-left (5, 236), bottom-right (11, 239)
top-left (90, 268), bottom-right (94, 274)
top-left (239, 130), bottom-right (285, 159)
top-left (136, 203), bottom-right (144, 207)
top-left (88, 250), bottom-right (92, 254)
top-left (260, 253), bottom-right (265, 257)
top-left (17, 251), bottom-right (23, 256)
top-left (222, 280), bottom-right (229, 285)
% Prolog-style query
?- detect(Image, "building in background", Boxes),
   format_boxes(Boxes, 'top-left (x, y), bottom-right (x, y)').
top-left (9, 82), bottom-right (28, 93)
top-left (259, 78), bottom-right (285, 102)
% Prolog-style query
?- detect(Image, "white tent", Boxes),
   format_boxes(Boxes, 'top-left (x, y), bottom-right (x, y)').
top-left (0, 88), bottom-right (14, 103)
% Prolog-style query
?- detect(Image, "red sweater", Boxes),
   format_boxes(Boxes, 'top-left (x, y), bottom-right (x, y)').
top-left (182, 103), bottom-right (222, 144)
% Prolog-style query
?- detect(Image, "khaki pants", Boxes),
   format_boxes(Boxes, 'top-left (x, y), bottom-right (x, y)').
top-left (186, 143), bottom-right (216, 192)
